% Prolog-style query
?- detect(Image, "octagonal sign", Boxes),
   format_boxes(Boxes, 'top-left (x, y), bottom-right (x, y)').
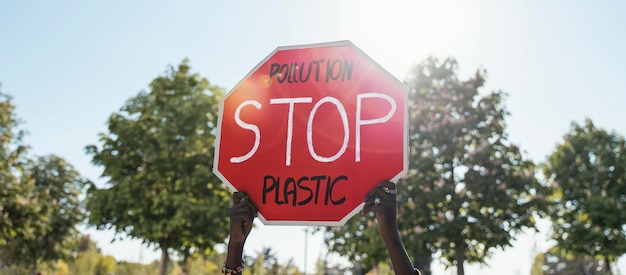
top-left (213, 41), bottom-right (408, 226)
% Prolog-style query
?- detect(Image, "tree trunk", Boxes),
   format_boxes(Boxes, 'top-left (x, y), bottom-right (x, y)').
top-left (455, 245), bottom-right (465, 275)
top-left (605, 257), bottom-right (613, 275)
top-left (30, 258), bottom-right (38, 275)
top-left (158, 240), bottom-right (169, 275)
top-left (181, 247), bottom-right (190, 275)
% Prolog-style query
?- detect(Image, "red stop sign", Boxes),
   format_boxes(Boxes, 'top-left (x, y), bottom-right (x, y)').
top-left (213, 41), bottom-right (407, 226)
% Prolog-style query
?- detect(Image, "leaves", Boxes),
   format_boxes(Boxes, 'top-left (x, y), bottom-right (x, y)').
top-left (400, 57), bottom-right (547, 271)
top-left (0, 90), bottom-right (35, 246)
top-left (531, 247), bottom-right (612, 275)
top-left (544, 119), bottom-right (626, 262)
top-left (323, 57), bottom-right (547, 274)
top-left (84, 60), bottom-right (230, 274)
top-left (1, 155), bottom-right (88, 270)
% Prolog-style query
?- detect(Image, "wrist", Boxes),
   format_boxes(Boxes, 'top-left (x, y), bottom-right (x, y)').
top-left (226, 241), bottom-right (245, 269)
top-left (222, 261), bottom-right (245, 274)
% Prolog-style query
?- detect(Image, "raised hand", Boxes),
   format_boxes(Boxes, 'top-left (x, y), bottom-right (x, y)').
top-left (362, 181), bottom-right (398, 239)
top-left (363, 181), bottom-right (421, 275)
top-left (225, 192), bottom-right (257, 274)
top-left (229, 192), bottom-right (257, 244)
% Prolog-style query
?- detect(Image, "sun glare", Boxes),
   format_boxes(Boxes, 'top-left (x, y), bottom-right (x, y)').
top-left (332, 1), bottom-right (484, 80)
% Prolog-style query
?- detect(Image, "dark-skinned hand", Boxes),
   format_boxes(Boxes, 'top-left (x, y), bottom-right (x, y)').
top-left (363, 181), bottom-right (420, 274)
top-left (362, 181), bottom-right (398, 239)
top-left (229, 192), bottom-right (257, 245)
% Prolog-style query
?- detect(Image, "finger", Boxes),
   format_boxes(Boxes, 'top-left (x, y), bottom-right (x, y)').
top-left (233, 192), bottom-right (249, 204)
top-left (245, 200), bottom-right (258, 217)
top-left (361, 200), bottom-right (372, 214)
top-left (363, 186), bottom-right (385, 202)
top-left (377, 182), bottom-right (398, 201)
top-left (363, 192), bottom-right (373, 203)
top-left (234, 194), bottom-right (255, 213)
top-left (231, 199), bottom-right (257, 222)
top-left (363, 181), bottom-right (388, 201)
top-left (232, 210), bottom-right (254, 225)
top-left (233, 192), bottom-right (257, 217)
top-left (232, 203), bottom-right (253, 215)
top-left (362, 202), bottom-right (384, 217)
top-left (378, 181), bottom-right (396, 193)
top-left (362, 196), bottom-right (384, 214)
top-left (237, 212), bottom-right (254, 225)
top-left (364, 187), bottom-right (387, 203)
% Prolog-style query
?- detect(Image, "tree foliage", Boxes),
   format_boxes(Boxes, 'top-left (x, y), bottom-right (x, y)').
top-left (401, 57), bottom-right (547, 274)
top-left (323, 215), bottom-right (391, 268)
top-left (56, 236), bottom-right (152, 275)
top-left (1, 155), bottom-right (87, 273)
top-left (85, 60), bottom-right (230, 275)
top-left (544, 119), bottom-right (626, 268)
top-left (0, 89), bottom-right (86, 273)
top-left (323, 57), bottom-right (548, 275)
top-left (531, 247), bottom-right (611, 275)
top-left (0, 90), bottom-right (37, 246)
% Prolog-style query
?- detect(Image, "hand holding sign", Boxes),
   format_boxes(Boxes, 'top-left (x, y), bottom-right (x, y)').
top-left (224, 192), bottom-right (257, 275)
top-left (224, 183), bottom-right (422, 275)
top-left (228, 192), bottom-right (256, 245)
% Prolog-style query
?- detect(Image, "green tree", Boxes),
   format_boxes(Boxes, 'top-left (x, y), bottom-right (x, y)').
top-left (544, 119), bottom-right (626, 274)
top-left (323, 215), bottom-right (391, 270)
top-left (531, 247), bottom-right (611, 275)
top-left (182, 254), bottom-right (222, 275)
top-left (401, 57), bottom-right (547, 275)
top-left (85, 60), bottom-right (230, 275)
top-left (115, 261), bottom-right (154, 275)
top-left (70, 236), bottom-right (100, 275)
top-left (1, 155), bottom-right (87, 274)
top-left (95, 256), bottom-right (116, 275)
top-left (0, 90), bottom-right (39, 246)
top-left (324, 57), bottom-right (547, 275)
top-left (249, 252), bottom-right (265, 275)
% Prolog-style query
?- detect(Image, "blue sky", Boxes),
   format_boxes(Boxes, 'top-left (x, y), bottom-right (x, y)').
top-left (1, 1), bottom-right (625, 274)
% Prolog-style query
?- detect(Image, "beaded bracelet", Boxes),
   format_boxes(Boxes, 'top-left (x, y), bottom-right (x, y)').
top-left (222, 261), bottom-right (245, 275)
